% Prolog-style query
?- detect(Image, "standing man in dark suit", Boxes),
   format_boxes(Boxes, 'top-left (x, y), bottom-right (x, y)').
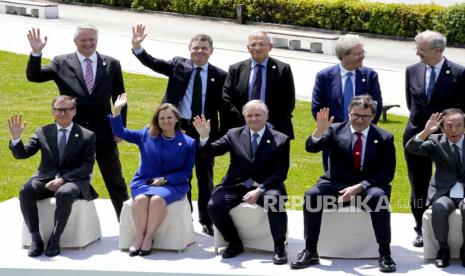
top-left (25, 25), bottom-right (128, 220)
top-left (406, 109), bottom-right (465, 268)
top-left (221, 30), bottom-right (295, 138)
top-left (404, 30), bottom-right (465, 247)
top-left (312, 34), bottom-right (382, 170)
top-left (193, 100), bottom-right (290, 264)
top-left (291, 95), bottom-right (396, 273)
top-left (9, 96), bottom-right (97, 257)
top-left (131, 24), bottom-right (226, 235)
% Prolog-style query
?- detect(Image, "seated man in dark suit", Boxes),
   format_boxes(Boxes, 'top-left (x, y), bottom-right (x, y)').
top-left (405, 108), bottom-right (465, 268)
top-left (8, 96), bottom-right (97, 257)
top-left (193, 100), bottom-right (290, 264)
top-left (291, 95), bottom-right (396, 273)
top-left (311, 34), bottom-right (383, 171)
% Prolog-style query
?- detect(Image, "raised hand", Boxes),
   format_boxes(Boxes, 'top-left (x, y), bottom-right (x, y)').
top-left (192, 115), bottom-right (210, 139)
top-left (113, 93), bottom-right (127, 116)
top-left (27, 28), bottom-right (47, 54)
top-left (132, 24), bottom-right (147, 49)
top-left (314, 107), bottom-right (334, 138)
top-left (8, 114), bottom-right (26, 140)
top-left (424, 112), bottom-right (443, 135)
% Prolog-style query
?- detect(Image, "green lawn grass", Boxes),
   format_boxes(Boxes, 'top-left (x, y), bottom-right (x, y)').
top-left (0, 50), bottom-right (410, 212)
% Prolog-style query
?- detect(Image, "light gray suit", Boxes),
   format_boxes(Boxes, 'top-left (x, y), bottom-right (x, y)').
top-left (405, 134), bottom-right (465, 246)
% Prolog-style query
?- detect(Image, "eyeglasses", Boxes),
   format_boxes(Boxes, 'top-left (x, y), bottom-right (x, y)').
top-left (248, 42), bottom-right (270, 49)
top-left (350, 113), bottom-right (372, 120)
top-left (53, 107), bottom-right (75, 114)
top-left (349, 50), bottom-right (366, 57)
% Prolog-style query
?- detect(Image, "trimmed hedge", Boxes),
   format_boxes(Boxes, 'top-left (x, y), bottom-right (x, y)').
top-left (64, 0), bottom-right (465, 44)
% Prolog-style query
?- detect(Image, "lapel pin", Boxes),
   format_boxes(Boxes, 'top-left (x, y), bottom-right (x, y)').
top-left (272, 65), bottom-right (276, 69)
top-left (266, 140), bottom-right (271, 143)
top-left (211, 78), bottom-right (215, 82)
top-left (446, 70), bottom-right (450, 75)
top-left (102, 61), bottom-right (107, 66)
top-left (178, 142), bottom-right (182, 146)
top-left (361, 78), bottom-right (366, 82)
top-left (374, 139), bottom-right (378, 144)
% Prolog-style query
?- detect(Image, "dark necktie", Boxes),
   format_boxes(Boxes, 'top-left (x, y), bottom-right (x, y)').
top-left (251, 64), bottom-right (262, 100)
top-left (84, 58), bottom-right (94, 94)
top-left (191, 67), bottom-right (203, 118)
top-left (427, 66), bottom-right (435, 101)
top-left (353, 132), bottom-right (363, 171)
top-left (343, 72), bottom-right (354, 120)
top-left (58, 128), bottom-right (67, 161)
top-left (453, 144), bottom-right (461, 171)
top-left (251, 133), bottom-right (259, 157)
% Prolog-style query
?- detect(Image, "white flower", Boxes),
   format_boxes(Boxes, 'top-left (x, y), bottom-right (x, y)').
top-left (374, 140), bottom-right (378, 144)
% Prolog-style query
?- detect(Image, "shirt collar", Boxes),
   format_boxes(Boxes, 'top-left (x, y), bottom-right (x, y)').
top-left (250, 126), bottom-right (266, 138)
top-left (350, 125), bottom-right (370, 137)
top-left (77, 51), bottom-right (97, 64)
top-left (193, 62), bottom-right (208, 71)
top-left (56, 122), bottom-right (73, 132)
top-left (251, 58), bottom-right (268, 68)
top-left (428, 57), bottom-right (445, 70)
top-left (448, 135), bottom-right (464, 149)
top-left (339, 64), bottom-right (356, 77)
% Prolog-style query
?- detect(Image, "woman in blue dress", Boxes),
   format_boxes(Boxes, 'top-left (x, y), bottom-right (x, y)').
top-left (109, 93), bottom-right (196, 256)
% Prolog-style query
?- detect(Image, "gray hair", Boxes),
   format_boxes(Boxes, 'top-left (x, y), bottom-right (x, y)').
top-left (441, 108), bottom-right (465, 127)
top-left (242, 100), bottom-right (269, 116)
top-left (189, 34), bottom-right (213, 49)
top-left (248, 30), bottom-right (271, 44)
top-left (51, 95), bottom-right (77, 108)
top-left (74, 24), bottom-right (98, 40)
top-left (415, 30), bottom-right (446, 52)
top-left (349, 95), bottom-right (377, 115)
top-left (335, 34), bottom-right (363, 60)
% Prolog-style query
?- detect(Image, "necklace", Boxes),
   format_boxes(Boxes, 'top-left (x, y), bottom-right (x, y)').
top-left (161, 134), bottom-right (175, 141)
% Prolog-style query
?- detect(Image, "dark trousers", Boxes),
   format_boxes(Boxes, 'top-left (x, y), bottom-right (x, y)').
top-left (404, 149), bottom-right (432, 232)
top-left (182, 119), bottom-right (214, 226)
top-left (95, 141), bottom-right (128, 220)
top-left (303, 183), bottom-right (391, 249)
top-left (431, 196), bottom-right (465, 247)
top-left (19, 179), bottom-right (80, 239)
top-left (208, 184), bottom-right (288, 247)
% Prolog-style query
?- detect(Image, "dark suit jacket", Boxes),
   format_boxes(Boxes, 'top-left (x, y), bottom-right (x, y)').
top-left (404, 58), bottom-right (465, 145)
top-left (133, 49), bottom-right (226, 140)
top-left (26, 52), bottom-right (127, 143)
top-left (405, 134), bottom-right (465, 204)
top-left (9, 123), bottom-right (98, 200)
top-left (200, 126), bottom-right (290, 193)
top-left (221, 57), bottom-right (295, 138)
top-left (306, 122), bottom-right (395, 193)
top-left (311, 65), bottom-right (383, 123)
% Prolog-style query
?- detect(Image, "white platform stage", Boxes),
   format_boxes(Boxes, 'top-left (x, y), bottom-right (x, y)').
top-left (0, 198), bottom-right (462, 275)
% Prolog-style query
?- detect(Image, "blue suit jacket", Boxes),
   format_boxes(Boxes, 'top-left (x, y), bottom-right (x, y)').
top-left (403, 58), bottom-right (465, 145)
top-left (306, 122), bottom-right (395, 193)
top-left (200, 126), bottom-right (290, 193)
top-left (311, 65), bottom-right (382, 123)
top-left (109, 115), bottom-right (196, 196)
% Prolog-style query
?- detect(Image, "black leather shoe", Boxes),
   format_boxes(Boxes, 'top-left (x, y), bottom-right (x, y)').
top-left (290, 249), bottom-right (319, 269)
top-left (412, 234), bottom-right (423, 247)
top-left (139, 240), bottom-right (154, 256)
top-left (273, 246), bottom-right (288, 265)
top-left (28, 240), bottom-right (44, 257)
top-left (435, 249), bottom-right (450, 268)
top-left (222, 242), bottom-right (244, 259)
top-left (379, 254), bottom-right (396, 273)
top-left (45, 238), bottom-right (60, 257)
top-left (202, 224), bottom-right (214, 236)
top-left (128, 247), bottom-right (140, 257)
top-left (460, 247), bottom-right (465, 267)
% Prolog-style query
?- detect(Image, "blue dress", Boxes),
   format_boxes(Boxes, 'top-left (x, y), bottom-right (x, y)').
top-left (109, 115), bottom-right (196, 204)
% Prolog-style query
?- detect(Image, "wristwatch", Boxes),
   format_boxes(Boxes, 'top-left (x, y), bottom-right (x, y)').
top-left (161, 177), bottom-right (168, 185)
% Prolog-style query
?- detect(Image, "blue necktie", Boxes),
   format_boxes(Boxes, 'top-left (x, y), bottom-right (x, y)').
top-left (251, 133), bottom-right (259, 157)
top-left (343, 72), bottom-right (354, 120)
top-left (58, 128), bottom-right (67, 161)
top-left (427, 66), bottom-right (436, 101)
top-left (251, 64), bottom-right (262, 100)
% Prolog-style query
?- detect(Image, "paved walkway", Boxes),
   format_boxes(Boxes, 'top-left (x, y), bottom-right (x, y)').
top-left (2, 3), bottom-right (465, 116)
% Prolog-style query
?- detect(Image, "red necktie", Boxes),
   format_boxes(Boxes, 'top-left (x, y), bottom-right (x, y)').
top-left (353, 132), bottom-right (363, 171)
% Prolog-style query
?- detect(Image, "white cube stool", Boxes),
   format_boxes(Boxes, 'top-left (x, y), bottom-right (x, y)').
top-left (318, 207), bottom-right (378, 258)
top-left (422, 208), bottom-right (463, 259)
top-left (214, 202), bottom-right (286, 253)
top-left (119, 196), bottom-right (194, 252)
top-left (21, 198), bottom-right (102, 248)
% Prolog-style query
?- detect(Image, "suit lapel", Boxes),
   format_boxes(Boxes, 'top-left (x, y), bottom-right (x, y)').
top-left (438, 136), bottom-right (460, 174)
top-left (45, 125), bottom-right (60, 164)
top-left (67, 54), bottom-right (87, 96)
top-left (240, 128), bottom-right (253, 161)
top-left (60, 124), bottom-right (80, 164)
top-left (205, 64), bottom-right (216, 114)
top-left (330, 66), bottom-right (343, 110)
top-left (363, 126), bottom-right (378, 170)
top-left (355, 68), bottom-right (367, 95)
top-left (93, 53), bottom-right (105, 94)
top-left (416, 64), bottom-right (429, 104)
top-left (264, 58), bottom-right (277, 105)
top-left (240, 60), bottom-right (252, 103)
top-left (341, 123), bottom-right (354, 164)
top-left (253, 127), bottom-right (273, 162)
top-left (431, 59), bottom-right (451, 103)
